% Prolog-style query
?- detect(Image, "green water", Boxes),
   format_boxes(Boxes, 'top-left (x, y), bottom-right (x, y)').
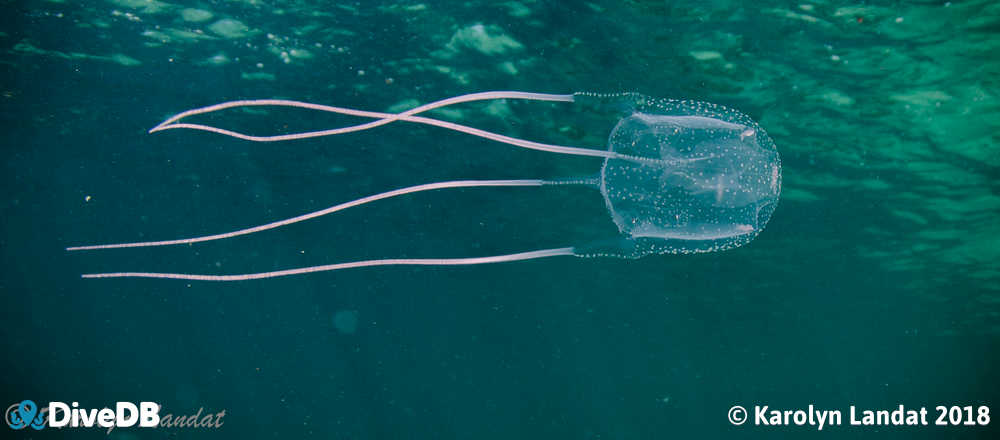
top-left (2, 1), bottom-right (997, 438)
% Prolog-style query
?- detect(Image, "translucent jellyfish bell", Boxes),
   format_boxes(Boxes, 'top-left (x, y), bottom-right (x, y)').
top-left (68, 91), bottom-right (781, 281)
top-left (595, 96), bottom-right (780, 257)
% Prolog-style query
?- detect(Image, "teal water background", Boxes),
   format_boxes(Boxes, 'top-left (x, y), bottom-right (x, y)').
top-left (2, 1), bottom-right (998, 438)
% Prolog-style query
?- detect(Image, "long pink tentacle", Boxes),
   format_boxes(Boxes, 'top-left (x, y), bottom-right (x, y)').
top-left (153, 91), bottom-right (571, 129)
top-left (66, 179), bottom-right (547, 251)
top-left (80, 247), bottom-right (576, 281)
top-left (149, 91), bottom-right (617, 159)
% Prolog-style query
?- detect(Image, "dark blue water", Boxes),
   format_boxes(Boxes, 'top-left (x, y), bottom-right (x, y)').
top-left (3, 1), bottom-right (997, 438)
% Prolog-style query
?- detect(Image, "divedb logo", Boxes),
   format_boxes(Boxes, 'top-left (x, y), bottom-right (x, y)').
top-left (7, 400), bottom-right (159, 433)
top-left (5, 401), bottom-right (46, 430)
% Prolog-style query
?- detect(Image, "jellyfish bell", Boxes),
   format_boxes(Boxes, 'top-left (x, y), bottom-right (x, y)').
top-left (597, 97), bottom-right (780, 256)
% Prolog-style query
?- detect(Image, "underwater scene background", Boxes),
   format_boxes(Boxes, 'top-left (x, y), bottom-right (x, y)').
top-left (2, 0), bottom-right (997, 438)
